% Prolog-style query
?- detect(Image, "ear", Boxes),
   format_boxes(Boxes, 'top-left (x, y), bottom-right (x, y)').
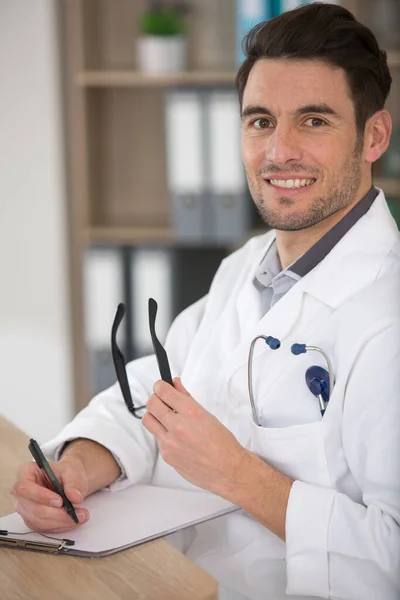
top-left (364, 109), bottom-right (392, 164)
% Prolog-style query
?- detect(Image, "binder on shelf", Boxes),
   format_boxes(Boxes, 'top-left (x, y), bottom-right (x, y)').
top-left (130, 248), bottom-right (173, 357)
top-left (206, 90), bottom-right (250, 244)
top-left (0, 484), bottom-right (238, 558)
top-left (165, 90), bottom-right (206, 244)
top-left (236, 0), bottom-right (272, 67)
top-left (84, 248), bottom-right (124, 394)
top-left (165, 89), bottom-right (251, 245)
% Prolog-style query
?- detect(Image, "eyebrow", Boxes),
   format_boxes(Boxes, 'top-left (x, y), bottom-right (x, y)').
top-left (241, 103), bottom-right (341, 121)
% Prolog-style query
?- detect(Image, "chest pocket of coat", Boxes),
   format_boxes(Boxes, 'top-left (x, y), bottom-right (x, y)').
top-left (248, 418), bottom-right (332, 487)
top-left (228, 354), bottom-right (333, 488)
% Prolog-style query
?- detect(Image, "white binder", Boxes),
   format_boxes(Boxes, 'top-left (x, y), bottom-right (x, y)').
top-left (84, 248), bottom-right (124, 351)
top-left (165, 90), bottom-right (206, 243)
top-left (207, 90), bottom-right (250, 243)
top-left (84, 248), bottom-right (125, 393)
top-left (130, 248), bottom-right (173, 356)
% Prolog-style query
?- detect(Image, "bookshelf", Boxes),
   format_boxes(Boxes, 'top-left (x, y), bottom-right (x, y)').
top-left (76, 50), bottom-right (400, 88)
top-left (61, 0), bottom-right (400, 413)
top-left (76, 70), bottom-right (237, 87)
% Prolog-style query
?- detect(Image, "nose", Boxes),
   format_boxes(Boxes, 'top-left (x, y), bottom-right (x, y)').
top-left (265, 124), bottom-right (303, 164)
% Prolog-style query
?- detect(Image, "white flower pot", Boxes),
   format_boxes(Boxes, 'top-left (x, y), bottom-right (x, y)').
top-left (137, 36), bottom-right (187, 75)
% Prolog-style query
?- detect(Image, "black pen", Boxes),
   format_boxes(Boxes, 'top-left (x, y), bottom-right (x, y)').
top-left (28, 438), bottom-right (79, 525)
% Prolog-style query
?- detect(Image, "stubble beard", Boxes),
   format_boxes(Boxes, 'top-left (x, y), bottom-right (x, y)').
top-left (248, 146), bottom-right (363, 232)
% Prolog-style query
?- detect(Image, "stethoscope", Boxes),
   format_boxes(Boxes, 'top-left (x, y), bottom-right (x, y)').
top-left (248, 335), bottom-right (334, 426)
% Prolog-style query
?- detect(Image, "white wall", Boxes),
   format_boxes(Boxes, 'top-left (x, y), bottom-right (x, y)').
top-left (0, 0), bottom-right (73, 443)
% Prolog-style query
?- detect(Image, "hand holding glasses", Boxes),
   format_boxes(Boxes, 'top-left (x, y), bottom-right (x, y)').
top-left (111, 298), bottom-right (173, 419)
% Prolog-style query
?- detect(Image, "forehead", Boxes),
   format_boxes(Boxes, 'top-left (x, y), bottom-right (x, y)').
top-left (243, 58), bottom-right (354, 115)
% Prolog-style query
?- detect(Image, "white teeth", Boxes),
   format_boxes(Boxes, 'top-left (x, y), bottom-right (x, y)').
top-left (269, 178), bottom-right (314, 189)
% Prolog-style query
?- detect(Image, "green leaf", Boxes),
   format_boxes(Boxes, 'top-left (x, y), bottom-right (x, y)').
top-left (138, 8), bottom-right (185, 36)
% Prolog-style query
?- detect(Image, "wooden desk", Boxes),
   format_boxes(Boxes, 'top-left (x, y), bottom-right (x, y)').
top-left (0, 416), bottom-right (217, 599)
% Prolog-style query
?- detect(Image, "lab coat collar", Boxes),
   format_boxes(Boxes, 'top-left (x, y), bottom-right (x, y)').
top-left (238, 190), bottom-right (398, 334)
top-left (300, 189), bottom-right (399, 308)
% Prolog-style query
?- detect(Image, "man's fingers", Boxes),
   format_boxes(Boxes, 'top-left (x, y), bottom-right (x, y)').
top-left (56, 462), bottom-right (87, 503)
top-left (15, 496), bottom-right (89, 530)
top-left (11, 477), bottom-right (63, 508)
top-left (142, 410), bottom-right (168, 438)
top-left (172, 377), bottom-right (190, 396)
top-left (21, 509), bottom-right (89, 533)
top-left (11, 460), bottom-right (90, 534)
top-left (146, 393), bottom-right (176, 425)
top-left (58, 474), bottom-right (84, 504)
top-left (153, 379), bottom-right (194, 413)
top-left (12, 462), bottom-right (85, 507)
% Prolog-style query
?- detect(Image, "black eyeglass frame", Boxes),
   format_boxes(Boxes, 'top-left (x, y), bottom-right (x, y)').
top-left (111, 303), bottom-right (146, 419)
top-left (111, 299), bottom-right (173, 419)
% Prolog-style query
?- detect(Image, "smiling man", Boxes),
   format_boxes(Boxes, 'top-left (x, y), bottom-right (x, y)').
top-left (240, 55), bottom-right (390, 267)
top-left (11, 4), bottom-right (400, 600)
top-left (242, 63), bottom-right (365, 230)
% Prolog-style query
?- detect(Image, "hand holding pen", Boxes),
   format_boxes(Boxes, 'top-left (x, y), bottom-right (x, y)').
top-left (28, 439), bottom-right (79, 525)
top-left (11, 441), bottom-right (89, 533)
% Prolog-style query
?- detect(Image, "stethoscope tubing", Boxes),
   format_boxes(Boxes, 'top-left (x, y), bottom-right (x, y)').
top-left (247, 335), bottom-right (270, 426)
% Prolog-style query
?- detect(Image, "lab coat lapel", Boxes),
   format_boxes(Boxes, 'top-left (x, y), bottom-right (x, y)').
top-left (226, 275), bottom-right (309, 386)
top-left (301, 190), bottom-right (399, 308)
top-left (235, 235), bottom-right (275, 337)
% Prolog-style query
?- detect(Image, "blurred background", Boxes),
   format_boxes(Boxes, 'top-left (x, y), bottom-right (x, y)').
top-left (0, 0), bottom-right (398, 443)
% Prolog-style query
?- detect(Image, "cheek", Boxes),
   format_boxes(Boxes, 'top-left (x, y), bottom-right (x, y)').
top-left (241, 135), bottom-right (265, 169)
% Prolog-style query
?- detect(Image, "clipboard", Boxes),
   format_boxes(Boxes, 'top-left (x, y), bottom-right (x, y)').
top-left (0, 484), bottom-right (239, 558)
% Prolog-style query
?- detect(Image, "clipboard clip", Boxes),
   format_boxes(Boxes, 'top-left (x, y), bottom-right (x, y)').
top-left (0, 530), bottom-right (75, 553)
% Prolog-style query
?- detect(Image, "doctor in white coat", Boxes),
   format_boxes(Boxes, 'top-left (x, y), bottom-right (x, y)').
top-left (12, 4), bottom-right (400, 599)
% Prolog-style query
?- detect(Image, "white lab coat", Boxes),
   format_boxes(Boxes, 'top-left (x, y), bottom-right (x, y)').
top-left (44, 190), bottom-right (400, 600)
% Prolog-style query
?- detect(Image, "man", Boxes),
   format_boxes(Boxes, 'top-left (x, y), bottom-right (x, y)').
top-left (11, 3), bottom-right (400, 599)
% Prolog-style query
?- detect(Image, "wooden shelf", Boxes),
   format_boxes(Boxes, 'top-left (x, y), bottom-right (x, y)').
top-left (75, 53), bottom-right (399, 89)
top-left (73, 52), bottom-right (400, 89)
top-left (87, 226), bottom-right (174, 245)
top-left (76, 70), bottom-right (236, 88)
top-left (374, 178), bottom-right (400, 196)
top-left (86, 226), bottom-right (269, 247)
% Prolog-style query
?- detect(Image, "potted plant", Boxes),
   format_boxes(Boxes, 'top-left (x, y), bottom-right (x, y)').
top-left (136, 1), bottom-right (190, 75)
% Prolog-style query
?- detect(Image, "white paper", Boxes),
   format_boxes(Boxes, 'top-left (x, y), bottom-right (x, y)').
top-left (0, 484), bottom-right (237, 556)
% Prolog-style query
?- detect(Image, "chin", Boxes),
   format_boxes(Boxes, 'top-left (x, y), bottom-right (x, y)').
top-left (259, 205), bottom-right (325, 231)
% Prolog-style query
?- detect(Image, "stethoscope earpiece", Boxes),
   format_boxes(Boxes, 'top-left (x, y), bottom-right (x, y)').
top-left (291, 343), bottom-right (306, 355)
top-left (265, 336), bottom-right (281, 350)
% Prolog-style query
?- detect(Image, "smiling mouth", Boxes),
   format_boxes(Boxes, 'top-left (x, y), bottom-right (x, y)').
top-left (265, 178), bottom-right (316, 189)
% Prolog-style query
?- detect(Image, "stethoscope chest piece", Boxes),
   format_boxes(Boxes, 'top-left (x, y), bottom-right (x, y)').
top-left (305, 365), bottom-right (330, 415)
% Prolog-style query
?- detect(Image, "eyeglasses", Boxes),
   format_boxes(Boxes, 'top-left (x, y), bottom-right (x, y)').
top-left (111, 298), bottom-right (173, 419)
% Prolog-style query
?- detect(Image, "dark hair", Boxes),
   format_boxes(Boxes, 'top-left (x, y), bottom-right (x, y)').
top-left (235, 2), bottom-right (392, 135)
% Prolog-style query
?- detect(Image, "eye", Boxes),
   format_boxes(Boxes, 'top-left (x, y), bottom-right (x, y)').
top-left (305, 117), bottom-right (326, 127)
top-left (252, 117), bottom-right (273, 129)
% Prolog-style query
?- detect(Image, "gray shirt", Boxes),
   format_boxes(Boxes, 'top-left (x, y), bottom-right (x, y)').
top-left (254, 186), bottom-right (379, 314)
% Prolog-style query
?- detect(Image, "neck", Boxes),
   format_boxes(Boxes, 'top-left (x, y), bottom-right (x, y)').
top-left (276, 180), bottom-right (372, 270)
